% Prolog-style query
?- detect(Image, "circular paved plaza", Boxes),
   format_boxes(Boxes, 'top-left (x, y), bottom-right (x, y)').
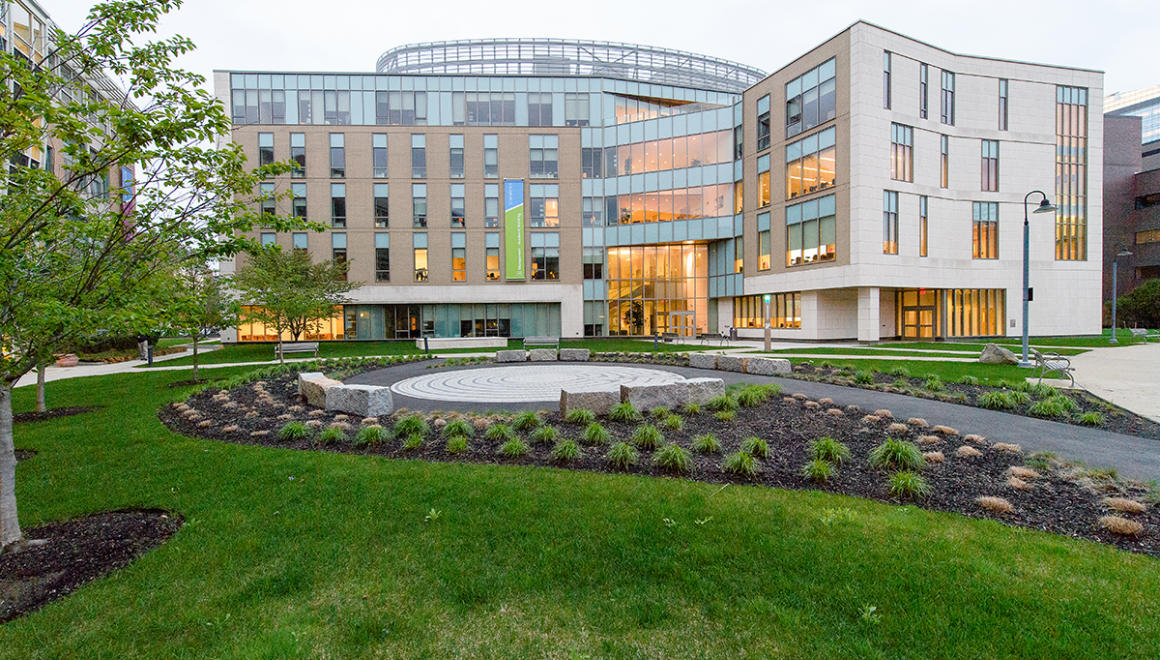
top-left (390, 364), bottom-right (685, 403)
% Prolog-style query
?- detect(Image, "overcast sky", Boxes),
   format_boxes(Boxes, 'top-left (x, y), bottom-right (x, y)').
top-left (45, 0), bottom-right (1155, 99)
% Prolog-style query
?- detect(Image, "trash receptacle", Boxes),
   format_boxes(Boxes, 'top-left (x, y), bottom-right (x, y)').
top-left (729, 327), bottom-right (738, 341)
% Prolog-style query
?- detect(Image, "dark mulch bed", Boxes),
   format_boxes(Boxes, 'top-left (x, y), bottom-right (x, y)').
top-left (161, 368), bottom-right (1160, 559)
top-left (166, 379), bottom-right (209, 389)
top-left (14, 449), bottom-right (36, 462)
top-left (0, 509), bottom-right (183, 624)
top-left (787, 363), bottom-right (1160, 440)
top-left (13, 407), bottom-right (101, 424)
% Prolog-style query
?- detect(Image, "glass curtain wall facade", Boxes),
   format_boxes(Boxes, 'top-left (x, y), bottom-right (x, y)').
top-left (606, 245), bottom-right (708, 336)
top-left (895, 289), bottom-right (1005, 338)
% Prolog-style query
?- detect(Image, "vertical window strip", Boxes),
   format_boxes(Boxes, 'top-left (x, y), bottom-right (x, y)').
top-left (883, 52), bottom-right (892, 110)
top-left (972, 201), bottom-right (999, 259)
top-left (919, 196), bottom-right (928, 257)
top-left (998, 79), bottom-right (1009, 131)
top-left (883, 190), bottom-right (899, 254)
top-left (1055, 86), bottom-right (1088, 261)
top-left (890, 124), bottom-right (913, 182)
top-left (919, 63), bottom-right (929, 119)
top-left (941, 71), bottom-right (955, 125)
top-left (940, 135), bottom-right (949, 188)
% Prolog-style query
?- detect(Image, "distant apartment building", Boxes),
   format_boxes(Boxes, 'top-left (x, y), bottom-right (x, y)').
top-left (1103, 114), bottom-right (1159, 303)
top-left (217, 21), bottom-right (1103, 343)
top-left (1106, 86), bottom-right (1160, 171)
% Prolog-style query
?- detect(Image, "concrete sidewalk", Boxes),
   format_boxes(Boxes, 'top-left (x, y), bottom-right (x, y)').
top-left (1070, 342), bottom-right (1160, 423)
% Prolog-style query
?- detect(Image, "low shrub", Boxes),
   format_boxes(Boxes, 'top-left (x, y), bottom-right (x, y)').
top-left (277, 421), bottom-right (309, 442)
top-left (680, 402), bottom-right (701, 416)
top-left (736, 385), bottom-right (772, 407)
top-left (441, 419), bottom-right (474, 438)
top-left (661, 414), bottom-right (683, 432)
top-left (979, 391), bottom-right (1015, 410)
top-left (692, 433), bottom-right (721, 454)
top-left (499, 438), bottom-right (529, 459)
top-left (549, 438), bottom-right (583, 464)
top-left (513, 410), bottom-right (541, 432)
top-left (706, 394), bottom-right (739, 412)
top-left (394, 415), bottom-right (430, 438)
top-left (959, 375), bottom-right (980, 386)
top-left (1078, 411), bottom-right (1105, 426)
top-left (854, 370), bottom-right (876, 385)
top-left (924, 376), bottom-right (944, 392)
top-left (869, 438), bottom-right (925, 470)
top-left (889, 365), bottom-right (910, 378)
top-left (564, 408), bottom-right (596, 425)
top-left (714, 410), bottom-right (736, 422)
top-left (445, 436), bottom-right (469, 454)
top-left (739, 436), bottom-right (769, 459)
top-left (649, 406), bottom-right (670, 418)
top-left (484, 423), bottom-right (515, 442)
top-left (802, 459), bottom-right (834, 482)
top-left (809, 437), bottom-right (851, 465)
top-left (606, 442), bottom-right (640, 470)
top-left (1028, 398), bottom-right (1067, 419)
top-left (653, 443), bottom-right (693, 474)
top-left (892, 378), bottom-right (909, 389)
top-left (530, 425), bottom-right (560, 445)
top-left (1028, 382), bottom-right (1057, 399)
top-left (355, 424), bottom-right (387, 447)
top-left (631, 424), bottom-right (664, 450)
top-left (609, 402), bottom-right (644, 423)
top-left (402, 433), bottom-right (424, 450)
top-left (722, 451), bottom-right (759, 477)
top-left (888, 470), bottom-right (932, 500)
top-left (581, 422), bottom-right (611, 446)
top-left (317, 426), bottom-right (346, 446)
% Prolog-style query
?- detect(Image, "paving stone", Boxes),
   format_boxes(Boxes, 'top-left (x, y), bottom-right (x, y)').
top-left (528, 348), bottom-right (558, 362)
top-left (496, 349), bottom-right (527, 363)
top-left (299, 373), bottom-right (342, 408)
top-left (716, 355), bottom-right (749, 373)
top-left (688, 353), bottom-right (718, 370)
top-left (684, 378), bottom-right (726, 404)
top-left (621, 381), bottom-right (688, 410)
top-left (746, 356), bottom-right (792, 375)
top-left (326, 384), bottom-right (393, 417)
top-left (560, 388), bottom-right (620, 416)
top-left (559, 348), bottom-right (590, 362)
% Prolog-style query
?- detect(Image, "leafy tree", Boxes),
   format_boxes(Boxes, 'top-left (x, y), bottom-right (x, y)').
top-left (1116, 279), bottom-right (1160, 330)
top-left (159, 262), bottom-right (240, 381)
top-left (0, 1), bottom-right (311, 550)
top-left (233, 247), bottom-right (357, 362)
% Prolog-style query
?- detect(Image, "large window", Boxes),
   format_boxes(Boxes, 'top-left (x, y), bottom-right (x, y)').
top-left (733, 236), bottom-right (744, 274)
top-left (756, 94), bottom-right (771, 151)
top-left (258, 133), bottom-right (274, 167)
top-left (291, 183), bottom-right (306, 219)
top-left (565, 93), bottom-right (589, 127)
top-left (972, 201), bottom-right (998, 259)
top-left (485, 184), bottom-right (500, 228)
top-left (290, 133), bottom-right (305, 177)
top-left (412, 183), bottom-right (427, 228)
top-left (758, 212), bottom-right (771, 270)
top-left (332, 233), bottom-right (347, 281)
top-left (486, 233), bottom-right (501, 280)
top-left (582, 147), bottom-right (602, 179)
top-left (458, 92), bottom-right (516, 125)
top-left (375, 91), bottom-right (427, 125)
top-left (604, 130), bottom-right (733, 176)
top-left (411, 134), bottom-right (426, 178)
top-left (998, 79), bottom-right (1009, 131)
top-left (331, 183), bottom-right (346, 228)
top-left (530, 232), bottom-right (559, 280)
top-left (981, 140), bottom-right (999, 192)
top-left (484, 134), bottom-right (499, 178)
top-left (883, 52), bottom-right (892, 110)
top-left (374, 183), bottom-right (389, 228)
top-left (260, 232), bottom-right (276, 247)
top-left (582, 196), bottom-right (603, 227)
top-left (786, 58), bottom-right (836, 138)
top-left (786, 195), bottom-right (836, 266)
top-left (919, 63), bottom-right (929, 119)
top-left (293, 232), bottom-right (308, 252)
top-left (734, 293), bottom-right (801, 329)
top-left (375, 233), bottom-right (389, 282)
top-left (941, 71), bottom-right (956, 125)
top-left (530, 184), bottom-right (559, 228)
top-left (329, 133), bottom-right (344, 178)
top-left (583, 247), bottom-right (603, 279)
top-left (451, 183), bottom-right (466, 227)
top-left (529, 135), bottom-right (559, 178)
top-left (898, 289), bottom-right (1007, 338)
top-left (373, 134), bottom-right (388, 178)
top-left (757, 155), bottom-right (771, 207)
top-left (260, 182), bottom-right (275, 216)
top-left (609, 183), bottom-right (732, 224)
top-left (528, 93), bottom-right (553, 127)
top-left (606, 245), bottom-right (708, 336)
top-left (451, 232), bottom-right (466, 281)
top-left (786, 126), bottom-right (836, 199)
top-left (1056, 86), bottom-right (1088, 261)
top-left (883, 190), bottom-right (899, 254)
top-left (449, 134), bottom-right (464, 178)
top-left (890, 124), bottom-right (913, 182)
top-left (413, 233), bottom-right (428, 282)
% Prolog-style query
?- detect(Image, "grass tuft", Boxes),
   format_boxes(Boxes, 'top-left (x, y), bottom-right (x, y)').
top-left (714, 410), bottom-right (736, 422)
top-left (680, 401), bottom-right (701, 416)
top-left (976, 496), bottom-right (1014, 514)
top-left (660, 413), bottom-right (683, 432)
top-left (606, 442), bottom-right (640, 470)
top-left (801, 459), bottom-right (834, 482)
top-left (609, 402), bottom-right (644, 423)
top-left (499, 438), bottom-right (529, 459)
top-left (869, 438), bottom-right (925, 470)
top-left (484, 423), bottom-right (515, 443)
top-left (354, 424), bottom-right (387, 447)
top-left (1008, 466), bottom-right (1040, 479)
top-left (888, 470), bottom-right (932, 500)
top-left (957, 445), bottom-right (983, 458)
top-left (317, 425), bottom-right (346, 446)
top-left (441, 419), bottom-right (474, 438)
top-left (707, 394), bottom-right (740, 412)
top-left (394, 415), bottom-right (430, 438)
top-left (549, 438), bottom-right (583, 464)
top-left (649, 406), bottom-right (670, 419)
top-left (564, 408), bottom-right (596, 425)
top-left (722, 451), bottom-right (759, 477)
top-left (401, 433), bottom-right (424, 450)
top-left (445, 436), bottom-right (469, 454)
top-left (513, 410), bottom-right (541, 432)
top-left (530, 425), bottom-right (560, 445)
top-left (581, 422), bottom-right (611, 446)
top-left (809, 437), bottom-right (851, 465)
top-left (1078, 411), bottom-right (1105, 426)
top-left (1103, 497), bottom-right (1147, 514)
top-left (854, 370), bottom-right (876, 384)
top-left (692, 433), bottom-right (721, 454)
top-left (1099, 516), bottom-right (1144, 536)
top-left (740, 436), bottom-right (770, 459)
top-left (631, 424), bottom-right (664, 450)
top-left (979, 391), bottom-right (1016, 410)
top-left (652, 443), bottom-right (694, 474)
top-left (277, 421), bottom-right (309, 442)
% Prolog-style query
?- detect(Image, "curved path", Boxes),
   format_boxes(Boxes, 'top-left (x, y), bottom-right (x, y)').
top-left (349, 360), bottom-right (1160, 481)
top-left (389, 364), bottom-right (684, 403)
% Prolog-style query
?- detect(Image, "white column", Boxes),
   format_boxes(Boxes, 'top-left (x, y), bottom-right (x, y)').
top-left (858, 287), bottom-right (880, 342)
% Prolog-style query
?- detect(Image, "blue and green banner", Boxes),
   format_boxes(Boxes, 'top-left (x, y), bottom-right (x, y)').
top-left (504, 179), bottom-right (525, 280)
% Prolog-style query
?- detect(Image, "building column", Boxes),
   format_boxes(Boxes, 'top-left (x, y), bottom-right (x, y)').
top-left (858, 287), bottom-right (880, 342)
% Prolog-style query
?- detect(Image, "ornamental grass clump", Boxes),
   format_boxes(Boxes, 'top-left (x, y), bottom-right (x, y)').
top-left (499, 438), bottom-right (529, 459)
top-left (976, 496), bottom-right (1013, 514)
top-left (317, 425), bottom-right (346, 446)
top-left (661, 414), bottom-right (683, 432)
top-left (736, 384), bottom-right (773, 407)
top-left (401, 433), bottom-right (424, 450)
top-left (441, 419), bottom-right (474, 439)
top-left (1078, 411), bottom-right (1105, 426)
top-left (722, 451), bottom-right (759, 477)
top-left (923, 376), bottom-right (944, 392)
top-left (609, 402), bottom-right (644, 423)
top-left (1099, 515), bottom-right (1144, 536)
top-left (739, 436), bottom-right (770, 459)
top-left (802, 459), bottom-right (834, 482)
top-left (854, 370), bottom-right (876, 385)
top-left (979, 391), bottom-right (1016, 410)
top-left (889, 365), bottom-right (910, 378)
top-left (564, 408), bottom-right (596, 425)
top-left (445, 436), bottom-right (469, 454)
top-left (680, 402), bottom-right (701, 416)
top-left (581, 422), bottom-right (611, 446)
top-left (692, 433), bottom-right (721, 454)
top-left (1029, 382), bottom-right (1057, 399)
top-left (652, 443), bottom-right (693, 474)
top-left (889, 471), bottom-right (932, 500)
top-left (809, 437), bottom-right (851, 465)
top-left (649, 406), bottom-right (670, 419)
top-left (869, 438), bottom-right (925, 470)
top-left (606, 442), bottom-right (640, 471)
top-left (707, 394), bottom-right (739, 412)
top-left (394, 415), bottom-right (430, 438)
top-left (277, 421), bottom-right (309, 443)
top-left (513, 410), bottom-right (541, 432)
top-left (714, 410), bottom-right (736, 422)
top-left (631, 424), bottom-right (664, 450)
top-left (484, 423), bottom-right (515, 442)
top-left (549, 438), bottom-right (583, 464)
top-left (530, 425), bottom-right (560, 445)
top-left (354, 424), bottom-right (387, 447)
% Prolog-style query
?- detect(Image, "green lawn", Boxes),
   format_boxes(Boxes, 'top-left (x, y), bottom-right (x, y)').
top-left (784, 357), bottom-right (1056, 383)
top-left (155, 337), bottom-right (221, 349)
top-left (879, 328), bottom-right (1144, 350)
top-left (873, 342), bottom-right (1088, 356)
top-left (3, 368), bottom-right (1158, 657)
top-left (755, 347), bottom-right (979, 359)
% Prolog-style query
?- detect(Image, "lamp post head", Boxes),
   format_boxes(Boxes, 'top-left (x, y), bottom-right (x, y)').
top-left (1032, 198), bottom-right (1057, 214)
top-left (1117, 248), bottom-right (1133, 257)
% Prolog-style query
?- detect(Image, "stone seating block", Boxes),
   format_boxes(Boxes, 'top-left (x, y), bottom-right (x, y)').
top-left (746, 357), bottom-right (792, 376)
top-left (621, 381), bottom-right (688, 410)
top-left (298, 373), bottom-right (342, 409)
top-left (528, 348), bottom-right (558, 362)
top-left (496, 350), bottom-right (527, 363)
top-left (559, 348), bottom-right (590, 362)
top-left (560, 388), bottom-right (620, 416)
top-left (684, 378), bottom-right (726, 404)
top-left (688, 353), bottom-right (718, 370)
top-left (326, 384), bottom-right (393, 418)
top-left (716, 356), bottom-right (749, 373)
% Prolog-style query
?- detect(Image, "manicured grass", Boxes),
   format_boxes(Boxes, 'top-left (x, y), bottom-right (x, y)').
top-left (756, 347), bottom-right (977, 359)
top-left (4, 368), bottom-right (1159, 657)
top-left (563, 339), bottom-right (706, 353)
top-left (787, 357), bottom-right (1055, 383)
top-left (154, 337), bottom-right (221, 349)
top-left (877, 341), bottom-right (1088, 356)
top-left (879, 328), bottom-right (1141, 350)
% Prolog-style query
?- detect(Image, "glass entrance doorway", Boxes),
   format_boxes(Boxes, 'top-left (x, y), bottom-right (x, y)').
top-left (899, 289), bottom-right (937, 339)
top-left (668, 310), bottom-right (696, 338)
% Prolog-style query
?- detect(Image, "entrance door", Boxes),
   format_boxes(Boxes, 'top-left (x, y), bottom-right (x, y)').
top-left (899, 289), bottom-right (937, 338)
top-left (669, 311), bottom-right (695, 338)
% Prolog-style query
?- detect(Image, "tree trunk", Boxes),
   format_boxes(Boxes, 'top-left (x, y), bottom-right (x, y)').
top-left (1, 384), bottom-right (22, 549)
top-left (278, 337), bottom-right (284, 365)
top-left (192, 333), bottom-right (200, 382)
top-left (36, 365), bottom-right (46, 413)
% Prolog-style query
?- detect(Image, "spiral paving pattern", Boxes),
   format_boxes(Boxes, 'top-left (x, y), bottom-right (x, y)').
top-left (389, 364), bottom-right (685, 403)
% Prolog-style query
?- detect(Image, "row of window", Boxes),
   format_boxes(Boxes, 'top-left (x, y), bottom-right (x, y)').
top-left (733, 293), bottom-right (802, 329)
top-left (579, 129), bottom-right (734, 178)
top-left (883, 192), bottom-right (996, 259)
top-left (581, 184), bottom-right (734, 226)
top-left (884, 52), bottom-right (1005, 130)
top-left (889, 124), bottom-right (1001, 192)
top-left (257, 231), bottom-right (558, 282)
top-left (260, 132), bottom-right (547, 180)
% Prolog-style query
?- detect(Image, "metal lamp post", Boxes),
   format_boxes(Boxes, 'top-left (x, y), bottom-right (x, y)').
top-left (1109, 244), bottom-right (1133, 344)
top-left (1019, 191), bottom-right (1058, 368)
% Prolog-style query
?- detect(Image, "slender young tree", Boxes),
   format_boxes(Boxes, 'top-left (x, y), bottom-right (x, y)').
top-left (0, 1), bottom-right (313, 550)
top-left (160, 263), bottom-right (240, 382)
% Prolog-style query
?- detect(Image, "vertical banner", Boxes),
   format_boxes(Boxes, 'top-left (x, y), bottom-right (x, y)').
top-left (504, 179), bottom-right (525, 280)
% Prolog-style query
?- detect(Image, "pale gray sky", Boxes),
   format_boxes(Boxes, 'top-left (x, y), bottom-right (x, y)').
top-left (45, 0), bottom-right (1155, 97)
